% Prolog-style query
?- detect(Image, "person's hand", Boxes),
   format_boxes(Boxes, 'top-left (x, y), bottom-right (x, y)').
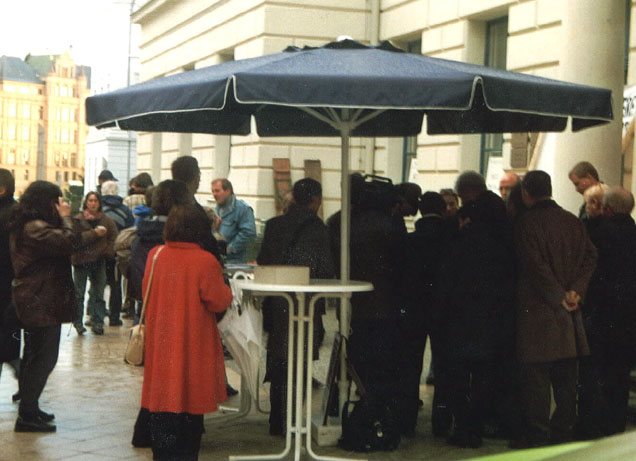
top-left (561, 290), bottom-right (580, 312)
top-left (95, 225), bottom-right (107, 237)
top-left (56, 198), bottom-right (71, 217)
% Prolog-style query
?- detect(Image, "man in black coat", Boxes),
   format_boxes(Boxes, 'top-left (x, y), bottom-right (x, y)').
top-left (437, 171), bottom-right (515, 448)
top-left (400, 192), bottom-right (454, 437)
top-left (257, 178), bottom-right (335, 435)
top-left (0, 169), bottom-right (20, 394)
top-left (585, 186), bottom-right (636, 436)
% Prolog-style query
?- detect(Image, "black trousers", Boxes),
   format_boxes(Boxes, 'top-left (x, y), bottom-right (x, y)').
top-left (599, 342), bottom-right (636, 436)
top-left (397, 312), bottom-right (427, 434)
top-left (19, 325), bottom-right (61, 417)
top-left (348, 317), bottom-right (404, 416)
top-left (429, 334), bottom-right (452, 437)
top-left (445, 358), bottom-right (496, 438)
top-left (150, 412), bottom-right (204, 461)
top-left (520, 358), bottom-right (578, 445)
top-left (105, 258), bottom-right (122, 321)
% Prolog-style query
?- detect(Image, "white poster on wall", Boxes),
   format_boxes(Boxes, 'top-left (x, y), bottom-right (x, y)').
top-left (623, 85), bottom-right (636, 136)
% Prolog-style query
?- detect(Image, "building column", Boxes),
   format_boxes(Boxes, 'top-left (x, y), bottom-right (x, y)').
top-left (550, 0), bottom-right (625, 213)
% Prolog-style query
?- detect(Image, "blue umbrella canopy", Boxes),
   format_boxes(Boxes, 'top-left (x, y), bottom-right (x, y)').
top-left (86, 39), bottom-right (613, 137)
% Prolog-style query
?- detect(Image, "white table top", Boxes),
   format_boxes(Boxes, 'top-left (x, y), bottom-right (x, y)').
top-left (233, 278), bottom-right (373, 293)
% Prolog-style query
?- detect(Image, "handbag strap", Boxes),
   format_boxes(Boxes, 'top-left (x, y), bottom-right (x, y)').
top-left (139, 245), bottom-right (164, 325)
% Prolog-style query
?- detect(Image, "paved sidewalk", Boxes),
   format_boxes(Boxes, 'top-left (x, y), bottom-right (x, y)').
top-left (0, 311), bottom-right (631, 460)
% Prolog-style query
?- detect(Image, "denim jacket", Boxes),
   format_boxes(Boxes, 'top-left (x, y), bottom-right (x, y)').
top-left (216, 195), bottom-right (256, 263)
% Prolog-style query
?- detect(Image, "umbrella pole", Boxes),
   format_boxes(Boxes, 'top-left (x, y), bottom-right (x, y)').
top-left (338, 125), bottom-right (351, 421)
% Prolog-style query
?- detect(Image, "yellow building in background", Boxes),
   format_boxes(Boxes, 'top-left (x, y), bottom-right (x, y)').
top-left (0, 51), bottom-right (90, 196)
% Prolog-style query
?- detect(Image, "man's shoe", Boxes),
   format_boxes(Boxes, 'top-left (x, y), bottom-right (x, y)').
top-left (92, 326), bottom-right (104, 335)
top-left (37, 409), bottom-right (55, 422)
top-left (74, 324), bottom-right (87, 335)
top-left (12, 392), bottom-right (20, 402)
top-left (226, 384), bottom-right (239, 396)
top-left (109, 318), bottom-right (123, 326)
top-left (15, 415), bottom-right (56, 432)
top-left (84, 319), bottom-right (94, 327)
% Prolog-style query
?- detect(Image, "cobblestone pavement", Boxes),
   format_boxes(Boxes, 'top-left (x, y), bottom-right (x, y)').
top-left (1, 308), bottom-right (632, 460)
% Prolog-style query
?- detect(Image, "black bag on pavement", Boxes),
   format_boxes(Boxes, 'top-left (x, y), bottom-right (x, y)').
top-left (337, 362), bottom-right (401, 452)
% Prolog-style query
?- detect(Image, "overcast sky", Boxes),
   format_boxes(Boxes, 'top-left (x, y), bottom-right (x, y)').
top-left (0, 0), bottom-right (141, 92)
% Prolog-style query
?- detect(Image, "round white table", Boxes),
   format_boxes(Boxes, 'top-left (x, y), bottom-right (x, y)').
top-left (230, 279), bottom-right (373, 461)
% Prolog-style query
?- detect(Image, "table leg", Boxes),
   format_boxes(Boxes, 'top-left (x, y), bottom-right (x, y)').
top-left (230, 292), bottom-right (295, 461)
top-left (305, 294), bottom-right (366, 461)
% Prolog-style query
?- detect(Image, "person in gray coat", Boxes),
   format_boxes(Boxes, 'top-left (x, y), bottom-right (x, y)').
top-left (513, 170), bottom-right (597, 448)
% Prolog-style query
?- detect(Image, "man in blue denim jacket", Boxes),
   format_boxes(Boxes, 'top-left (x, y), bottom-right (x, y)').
top-left (212, 178), bottom-right (256, 263)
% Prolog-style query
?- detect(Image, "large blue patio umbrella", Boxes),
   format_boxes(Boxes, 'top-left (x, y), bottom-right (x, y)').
top-left (86, 38), bottom-right (612, 422)
top-left (86, 38), bottom-right (613, 282)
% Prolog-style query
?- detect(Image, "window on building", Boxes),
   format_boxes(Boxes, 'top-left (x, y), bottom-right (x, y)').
top-left (8, 149), bottom-right (16, 164)
top-left (23, 104), bottom-right (30, 119)
top-left (24, 169), bottom-right (29, 181)
top-left (64, 171), bottom-right (69, 183)
top-left (70, 130), bottom-right (76, 144)
top-left (480, 17), bottom-right (508, 175)
top-left (8, 125), bottom-right (16, 140)
top-left (60, 86), bottom-right (68, 97)
top-left (5, 85), bottom-right (15, 93)
top-left (56, 171), bottom-right (61, 183)
top-left (54, 85), bottom-right (59, 96)
top-left (22, 126), bottom-right (29, 141)
top-left (62, 107), bottom-right (69, 121)
top-left (8, 103), bottom-right (16, 117)
top-left (61, 129), bottom-right (69, 143)
top-left (70, 109), bottom-right (76, 122)
top-left (55, 152), bottom-right (61, 166)
top-left (39, 106), bottom-right (44, 120)
top-left (56, 128), bottom-right (61, 143)
top-left (72, 172), bottom-right (77, 180)
top-left (22, 149), bottom-right (29, 165)
top-left (19, 86), bottom-right (29, 95)
top-left (71, 152), bottom-right (77, 167)
top-left (56, 107), bottom-right (61, 120)
top-left (402, 39), bottom-right (422, 182)
top-left (62, 152), bottom-right (69, 167)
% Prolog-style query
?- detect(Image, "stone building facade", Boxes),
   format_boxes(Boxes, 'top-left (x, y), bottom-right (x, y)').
top-left (131, 0), bottom-right (629, 220)
top-left (0, 51), bottom-right (90, 196)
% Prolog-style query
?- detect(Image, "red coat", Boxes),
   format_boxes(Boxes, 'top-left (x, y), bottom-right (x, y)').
top-left (141, 242), bottom-right (232, 414)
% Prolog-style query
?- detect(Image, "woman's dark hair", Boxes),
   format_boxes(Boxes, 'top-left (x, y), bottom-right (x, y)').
top-left (82, 191), bottom-right (102, 211)
top-left (151, 180), bottom-right (191, 216)
top-left (133, 172), bottom-right (154, 190)
top-left (9, 180), bottom-right (63, 235)
top-left (163, 204), bottom-right (211, 245)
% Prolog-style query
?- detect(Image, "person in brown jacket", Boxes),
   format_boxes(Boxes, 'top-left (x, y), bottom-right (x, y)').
top-left (513, 170), bottom-right (597, 448)
top-left (8, 180), bottom-right (80, 432)
top-left (72, 192), bottom-right (118, 335)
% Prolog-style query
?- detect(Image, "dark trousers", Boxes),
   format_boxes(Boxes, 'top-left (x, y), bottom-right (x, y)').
top-left (397, 312), bottom-right (427, 434)
top-left (18, 325), bottom-right (61, 417)
top-left (105, 258), bottom-right (122, 321)
top-left (446, 358), bottom-right (496, 438)
top-left (430, 334), bottom-right (452, 437)
top-left (150, 412), bottom-right (204, 461)
top-left (348, 317), bottom-right (403, 415)
top-left (599, 342), bottom-right (636, 436)
top-left (521, 358), bottom-right (578, 445)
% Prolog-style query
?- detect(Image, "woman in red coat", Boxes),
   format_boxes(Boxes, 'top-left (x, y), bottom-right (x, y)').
top-left (140, 204), bottom-right (232, 460)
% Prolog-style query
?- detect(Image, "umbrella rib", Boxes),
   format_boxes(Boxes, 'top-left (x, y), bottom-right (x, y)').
top-left (299, 107), bottom-right (342, 131)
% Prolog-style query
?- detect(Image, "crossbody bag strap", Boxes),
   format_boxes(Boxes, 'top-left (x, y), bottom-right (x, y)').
top-left (139, 245), bottom-right (164, 325)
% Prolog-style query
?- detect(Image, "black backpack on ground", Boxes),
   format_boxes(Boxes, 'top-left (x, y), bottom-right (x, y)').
top-left (337, 363), bottom-right (401, 452)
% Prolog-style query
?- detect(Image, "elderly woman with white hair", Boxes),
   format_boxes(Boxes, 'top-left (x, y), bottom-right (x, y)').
top-left (100, 180), bottom-right (134, 327)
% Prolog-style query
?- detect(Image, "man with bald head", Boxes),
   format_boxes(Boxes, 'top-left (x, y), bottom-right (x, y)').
top-left (499, 172), bottom-right (520, 202)
top-left (583, 186), bottom-right (636, 436)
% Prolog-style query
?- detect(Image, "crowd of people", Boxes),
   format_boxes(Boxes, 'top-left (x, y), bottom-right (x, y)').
top-left (1, 156), bottom-right (635, 458)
